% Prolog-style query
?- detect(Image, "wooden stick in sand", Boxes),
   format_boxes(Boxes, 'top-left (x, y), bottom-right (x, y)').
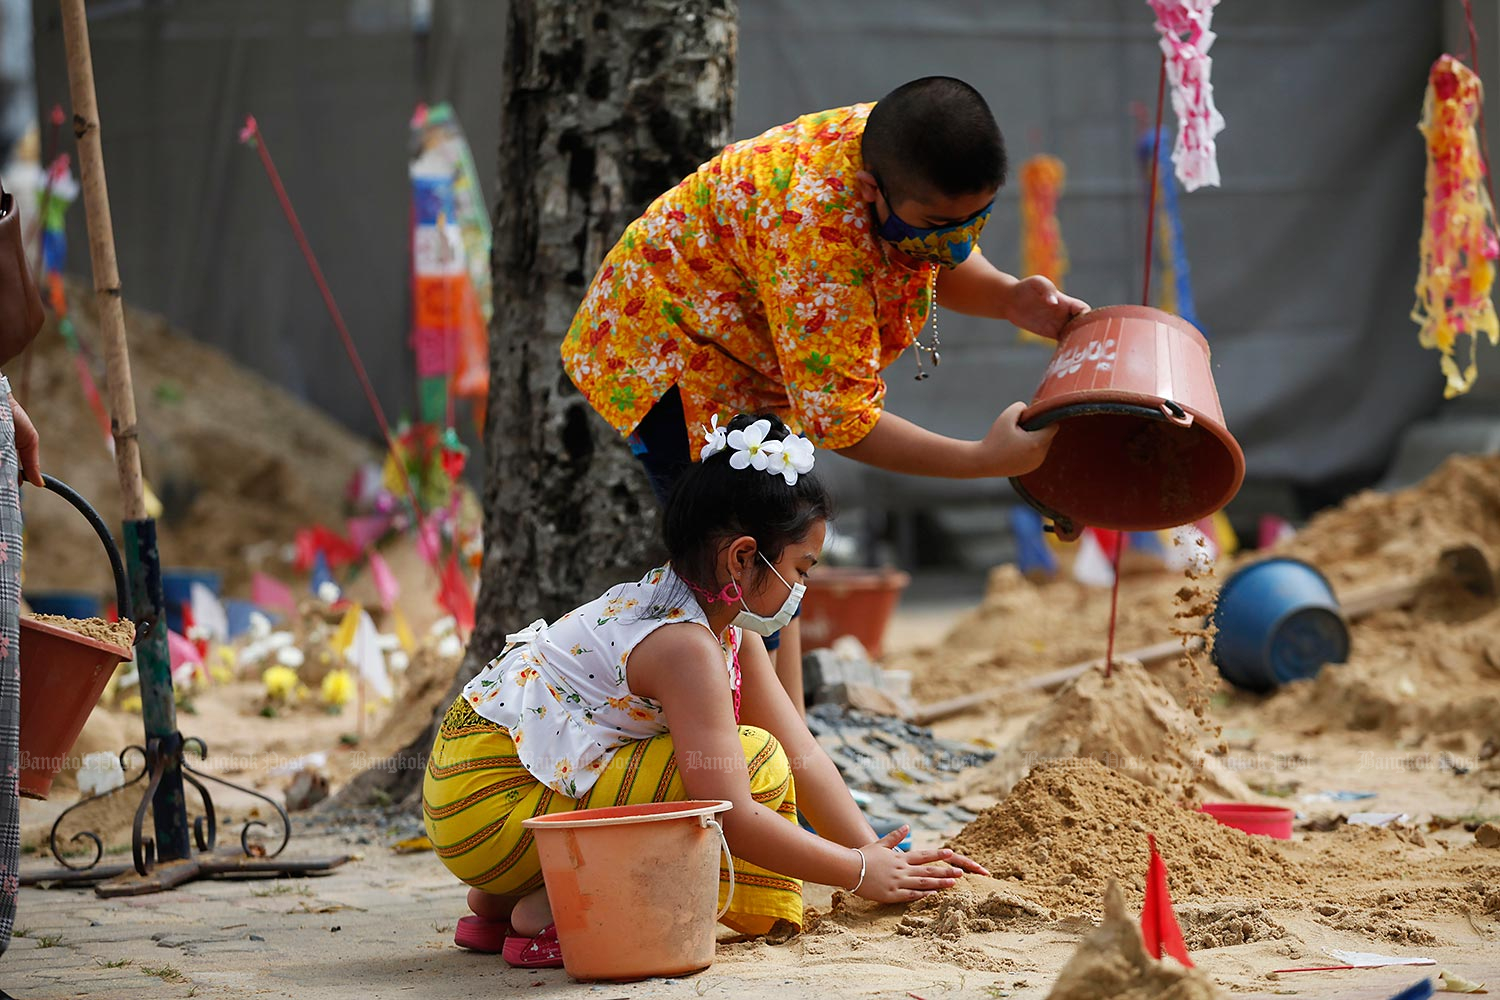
top-left (60, 0), bottom-right (146, 519)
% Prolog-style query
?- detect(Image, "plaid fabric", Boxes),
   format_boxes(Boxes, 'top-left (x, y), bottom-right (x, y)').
top-left (0, 377), bottom-right (22, 953)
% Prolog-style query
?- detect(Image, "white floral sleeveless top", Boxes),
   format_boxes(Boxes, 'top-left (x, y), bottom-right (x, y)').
top-left (461, 566), bottom-right (741, 798)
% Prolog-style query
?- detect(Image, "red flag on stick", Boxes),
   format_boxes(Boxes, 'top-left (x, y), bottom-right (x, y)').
top-left (1140, 834), bottom-right (1193, 967)
top-left (437, 553), bottom-right (475, 635)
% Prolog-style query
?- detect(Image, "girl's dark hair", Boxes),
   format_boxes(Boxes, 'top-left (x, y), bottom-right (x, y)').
top-left (663, 413), bottom-right (835, 595)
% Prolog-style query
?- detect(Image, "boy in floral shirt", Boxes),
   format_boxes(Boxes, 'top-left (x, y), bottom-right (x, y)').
top-left (562, 76), bottom-right (1088, 705)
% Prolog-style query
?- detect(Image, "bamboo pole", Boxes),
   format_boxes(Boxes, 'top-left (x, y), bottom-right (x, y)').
top-left (59, 0), bottom-right (145, 521)
top-left (60, 0), bottom-right (192, 866)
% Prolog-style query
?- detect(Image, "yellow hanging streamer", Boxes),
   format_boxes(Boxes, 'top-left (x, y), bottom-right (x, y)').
top-left (1018, 155), bottom-right (1069, 344)
top-left (1413, 55), bottom-right (1500, 398)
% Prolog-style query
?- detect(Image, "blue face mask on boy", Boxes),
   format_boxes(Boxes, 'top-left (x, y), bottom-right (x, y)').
top-left (873, 176), bottom-right (993, 268)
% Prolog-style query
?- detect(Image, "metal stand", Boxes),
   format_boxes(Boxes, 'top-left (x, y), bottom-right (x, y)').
top-left (21, 734), bottom-right (347, 897)
top-left (20, 511), bottom-right (347, 896)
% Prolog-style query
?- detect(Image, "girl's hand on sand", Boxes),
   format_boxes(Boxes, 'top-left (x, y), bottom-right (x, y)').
top-left (852, 826), bottom-right (991, 903)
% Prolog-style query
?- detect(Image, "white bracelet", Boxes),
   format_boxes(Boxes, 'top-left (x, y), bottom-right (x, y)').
top-left (847, 847), bottom-right (867, 893)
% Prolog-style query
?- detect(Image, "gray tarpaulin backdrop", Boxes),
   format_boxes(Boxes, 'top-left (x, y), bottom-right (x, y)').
top-left (29, 0), bottom-right (1492, 547)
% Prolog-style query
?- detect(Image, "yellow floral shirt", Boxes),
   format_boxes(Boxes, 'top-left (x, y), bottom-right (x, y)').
top-left (460, 566), bottom-right (739, 799)
top-left (561, 104), bottom-right (936, 450)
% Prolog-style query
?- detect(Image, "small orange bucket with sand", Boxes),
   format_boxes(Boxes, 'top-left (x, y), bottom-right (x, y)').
top-left (1012, 305), bottom-right (1245, 538)
top-left (521, 799), bottom-right (734, 981)
top-left (18, 476), bottom-right (137, 799)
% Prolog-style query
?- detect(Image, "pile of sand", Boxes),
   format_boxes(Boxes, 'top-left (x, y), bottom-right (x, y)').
top-left (1279, 455), bottom-right (1500, 590)
top-left (897, 565), bottom-right (1186, 701)
top-left (947, 758), bottom-right (1304, 916)
top-left (1045, 880), bottom-right (1220, 1000)
top-left (899, 455), bottom-right (1500, 746)
top-left (969, 659), bottom-right (1250, 804)
top-left (23, 613), bottom-right (136, 648)
top-left (18, 278), bottom-right (378, 595)
top-left (1259, 583), bottom-right (1500, 744)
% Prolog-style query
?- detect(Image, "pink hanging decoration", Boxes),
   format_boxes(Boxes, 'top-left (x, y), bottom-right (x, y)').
top-left (1147, 0), bottom-right (1225, 191)
top-left (1413, 55), bottom-right (1500, 398)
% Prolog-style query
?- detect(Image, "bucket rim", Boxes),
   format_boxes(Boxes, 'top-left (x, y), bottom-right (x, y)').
top-left (20, 615), bottom-right (133, 658)
top-left (1264, 605), bottom-right (1351, 684)
top-left (1057, 303), bottom-right (1209, 347)
top-left (807, 566), bottom-right (912, 589)
top-left (1012, 399), bottom-right (1246, 533)
top-left (520, 799), bottom-right (733, 830)
top-left (1214, 556), bottom-right (1340, 616)
top-left (1199, 802), bottom-right (1295, 819)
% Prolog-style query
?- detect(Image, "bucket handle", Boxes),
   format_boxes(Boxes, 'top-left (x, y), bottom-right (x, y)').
top-left (1159, 400), bottom-right (1194, 428)
top-left (28, 474), bottom-right (137, 642)
top-left (701, 815), bottom-right (735, 922)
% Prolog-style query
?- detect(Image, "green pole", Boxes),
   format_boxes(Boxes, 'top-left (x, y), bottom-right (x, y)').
top-left (124, 519), bottom-right (191, 863)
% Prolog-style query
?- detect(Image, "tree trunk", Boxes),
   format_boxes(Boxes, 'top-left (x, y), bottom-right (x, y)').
top-left (341, 0), bottom-right (737, 807)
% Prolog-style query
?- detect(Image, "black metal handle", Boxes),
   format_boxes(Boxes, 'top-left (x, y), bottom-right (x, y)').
top-left (29, 474), bottom-right (134, 629)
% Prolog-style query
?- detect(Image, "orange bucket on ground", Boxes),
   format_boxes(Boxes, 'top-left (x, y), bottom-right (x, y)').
top-left (798, 567), bottom-right (911, 658)
top-left (1012, 305), bottom-right (1245, 538)
top-left (521, 800), bottom-right (734, 981)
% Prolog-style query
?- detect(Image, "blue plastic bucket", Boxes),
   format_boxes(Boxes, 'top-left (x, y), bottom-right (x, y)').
top-left (23, 590), bottom-right (103, 620)
top-left (1210, 557), bottom-right (1350, 693)
top-left (161, 569), bottom-right (223, 635)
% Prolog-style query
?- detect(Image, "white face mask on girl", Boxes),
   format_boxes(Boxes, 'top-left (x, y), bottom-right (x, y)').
top-left (731, 553), bottom-right (806, 637)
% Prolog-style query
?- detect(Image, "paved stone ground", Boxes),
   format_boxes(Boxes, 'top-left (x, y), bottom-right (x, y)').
top-left (6, 817), bottom-right (1495, 1000)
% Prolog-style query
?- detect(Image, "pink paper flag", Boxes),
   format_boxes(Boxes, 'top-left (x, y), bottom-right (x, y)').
top-left (346, 514), bottom-right (392, 551)
top-left (168, 629), bottom-right (203, 670)
top-left (252, 572), bottom-right (297, 617)
top-left (368, 551), bottom-right (400, 611)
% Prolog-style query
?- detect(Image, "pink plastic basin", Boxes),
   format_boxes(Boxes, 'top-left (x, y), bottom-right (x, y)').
top-left (1199, 802), bottom-right (1294, 839)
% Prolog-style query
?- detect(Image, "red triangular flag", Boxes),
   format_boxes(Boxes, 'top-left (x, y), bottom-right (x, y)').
top-left (1141, 834), bottom-right (1194, 967)
top-left (437, 553), bottom-right (475, 635)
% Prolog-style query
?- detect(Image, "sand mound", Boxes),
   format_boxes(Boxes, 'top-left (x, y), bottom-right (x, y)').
top-left (798, 887), bottom-right (1020, 972)
top-left (897, 565), bottom-right (1185, 701)
top-left (1175, 902), bottom-right (1288, 950)
top-left (970, 659), bottom-right (1251, 804)
top-left (1257, 582), bottom-right (1500, 743)
top-left (948, 758), bottom-right (1303, 916)
top-left (894, 878), bottom-right (1056, 939)
top-left (900, 455), bottom-right (1500, 746)
top-left (1045, 880), bottom-right (1219, 1000)
top-left (1280, 454), bottom-right (1500, 591)
top-left (20, 278), bottom-right (378, 595)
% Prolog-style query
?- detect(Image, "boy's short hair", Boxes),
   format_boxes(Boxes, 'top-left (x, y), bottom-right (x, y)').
top-left (862, 76), bottom-right (1007, 203)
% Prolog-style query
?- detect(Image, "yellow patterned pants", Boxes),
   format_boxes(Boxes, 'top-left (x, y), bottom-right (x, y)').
top-left (422, 697), bottom-right (803, 935)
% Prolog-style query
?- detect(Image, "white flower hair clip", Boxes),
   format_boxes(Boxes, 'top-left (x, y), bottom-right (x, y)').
top-left (701, 417), bottom-right (817, 485)
top-left (700, 415), bottom-right (728, 461)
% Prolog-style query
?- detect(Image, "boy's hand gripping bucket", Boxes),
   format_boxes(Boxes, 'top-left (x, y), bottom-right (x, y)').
top-left (522, 799), bottom-right (735, 981)
top-left (1011, 305), bottom-right (1246, 539)
top-left (18, 475), bottom-right (140, 799)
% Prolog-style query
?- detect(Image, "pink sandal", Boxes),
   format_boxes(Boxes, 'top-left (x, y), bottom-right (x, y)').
top-left (502, 924), bottom-right (564, 969)
top-left (453, 914), bottom-right (512, 953)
